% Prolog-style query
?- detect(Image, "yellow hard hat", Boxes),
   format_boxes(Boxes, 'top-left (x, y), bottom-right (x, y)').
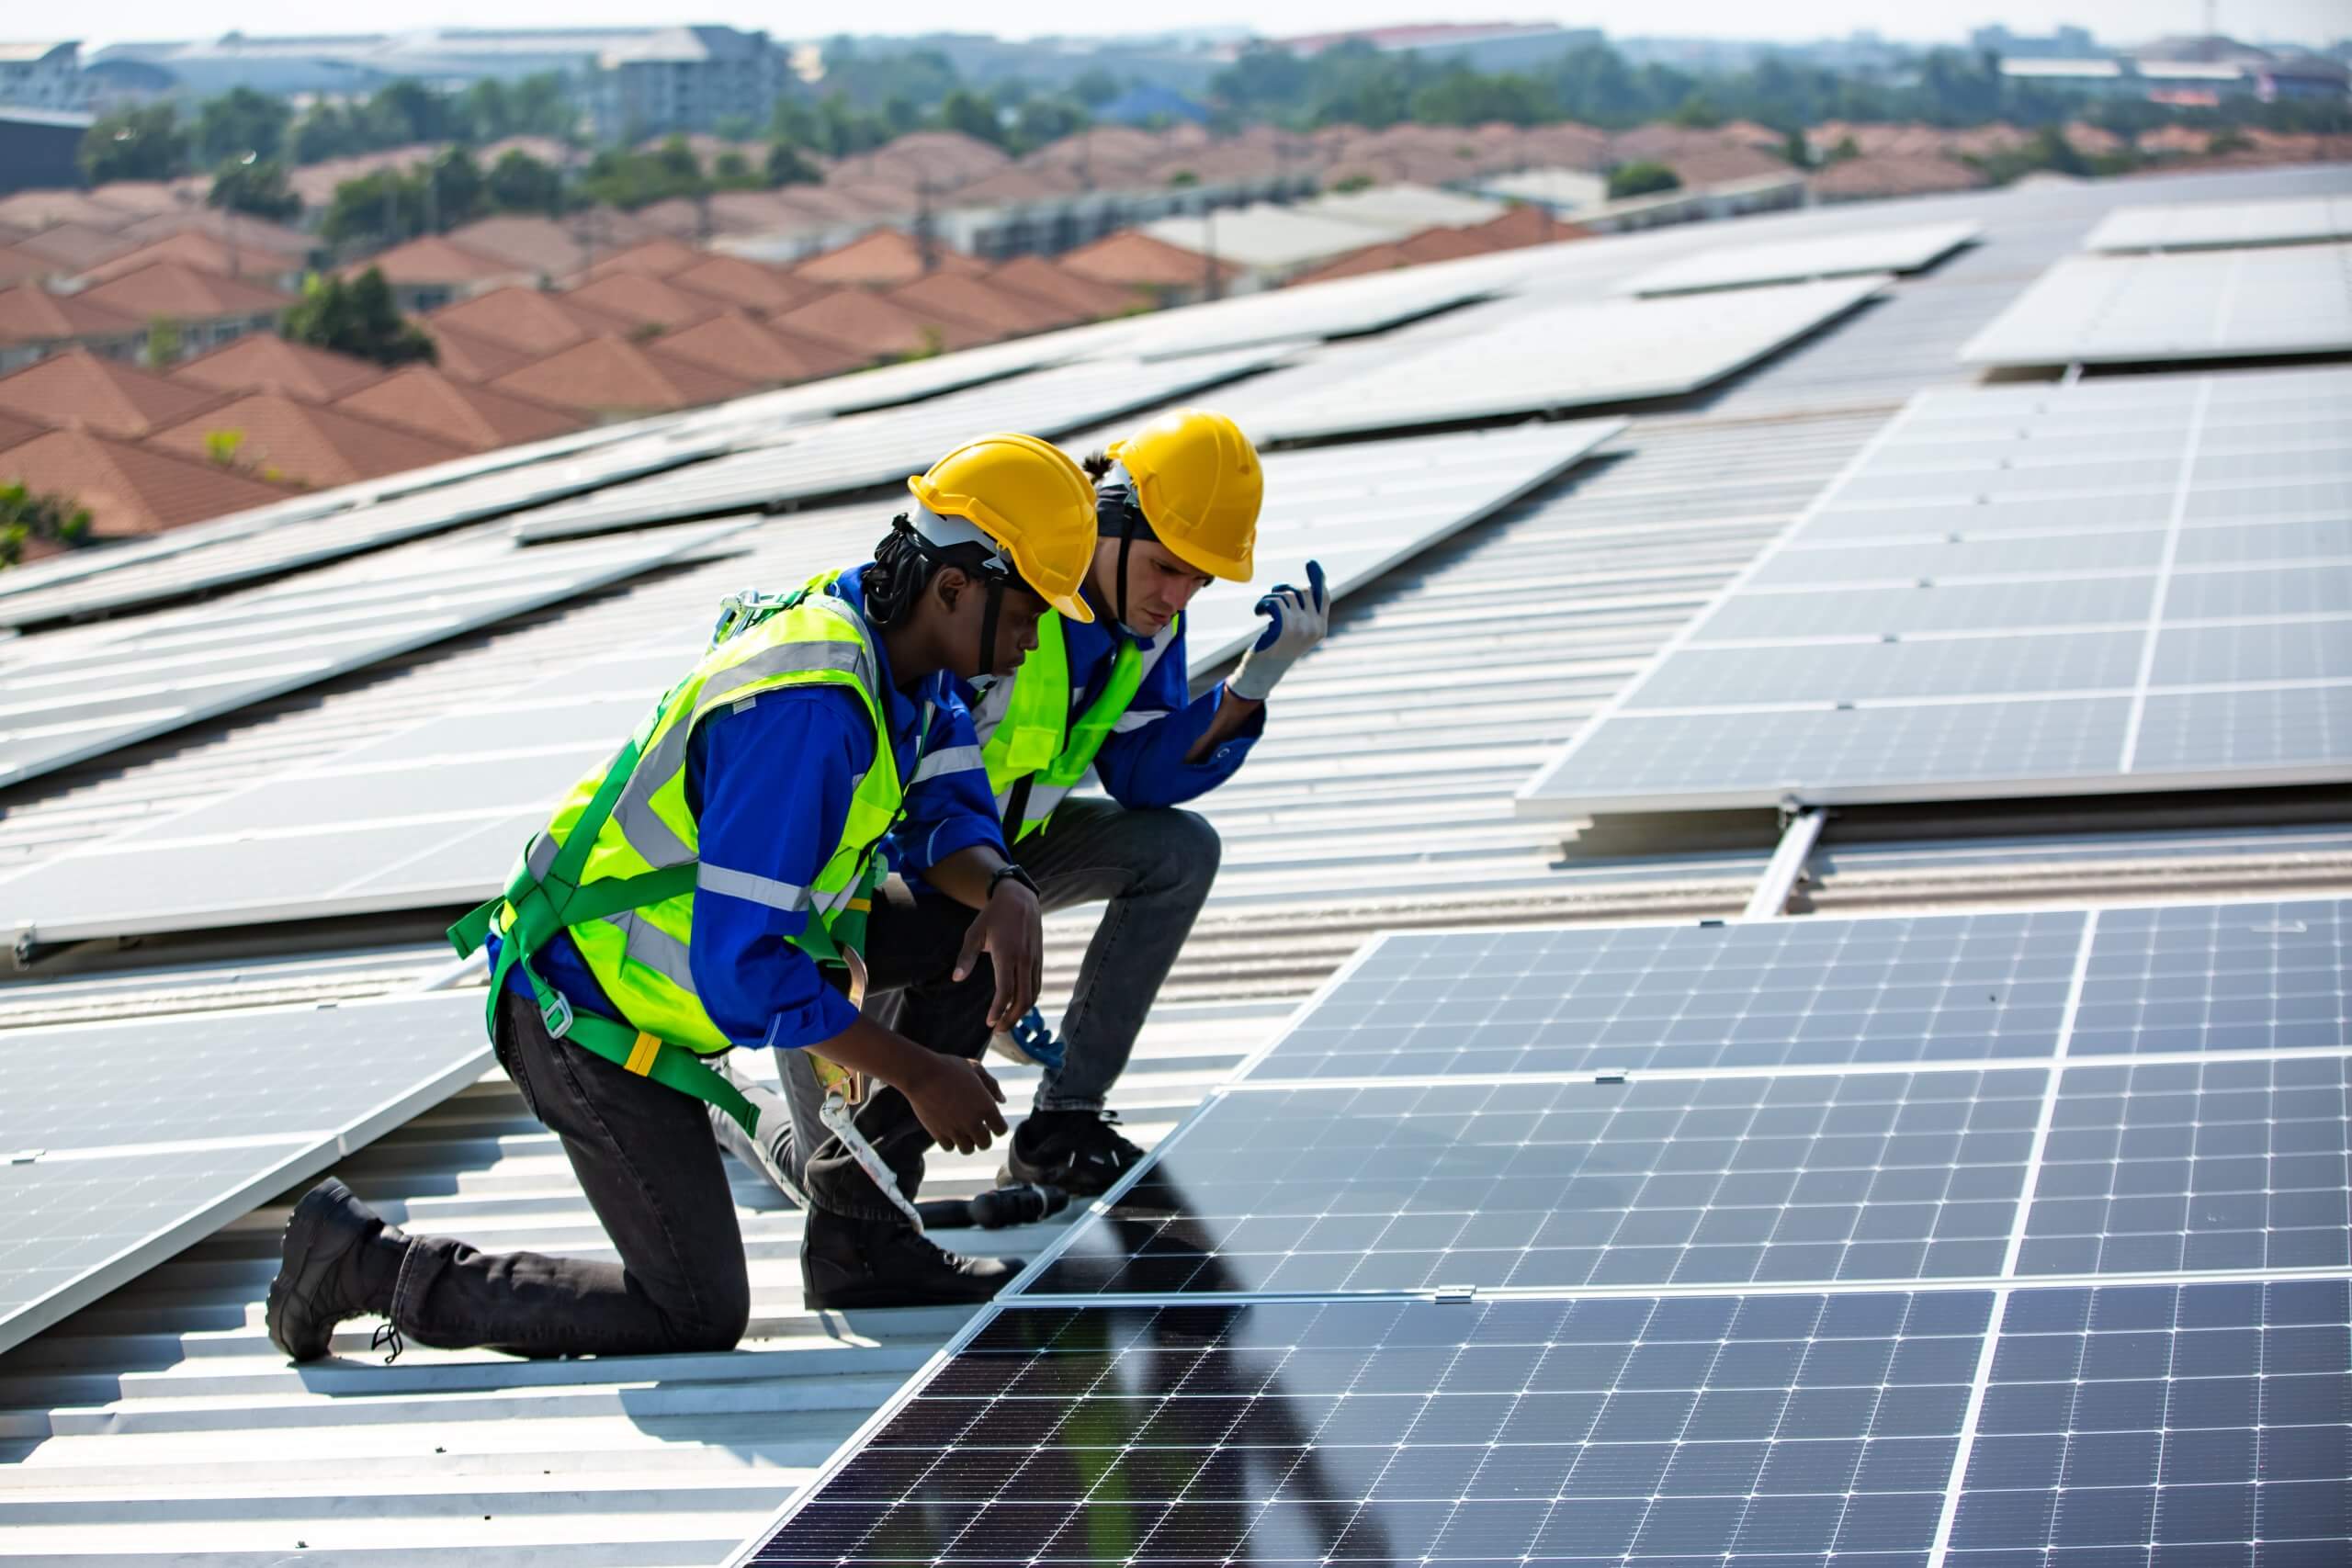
top-left (907, 433), bottom-right (1097, 623)
top-left (1106, 407), bottom-right (1261, 581)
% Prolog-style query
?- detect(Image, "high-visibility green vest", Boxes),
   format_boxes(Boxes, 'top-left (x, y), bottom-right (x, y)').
top-left (447, 580), bottom-right (909, 1134)
top-left (977, 609), bottom-right (1179, 840)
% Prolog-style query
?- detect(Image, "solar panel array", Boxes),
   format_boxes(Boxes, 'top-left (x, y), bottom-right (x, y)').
top-left (1518, 366), bottom-right (2352, 815)
top-left (0, 993), bottom-right (488, 1355)
top-left (1618, 220), bottom-right (1980, 297)
top-left (0, 517), bottom-right (751, 794)
top-left (1091, 263), bottom-right (1499, 361)
top-left (1221, 275), bottom-right (1885, 444)
top-left (1960, 243), bottom-right (2352, 367)
top-left (1, 423), bottom-right (1616, 944)
top-left (737, 894), bottom-right (2350, 1564)
top-left (509, 350), bottom-right (1284, 543)
top-left (2086, 193), bottom-right (2352, 254)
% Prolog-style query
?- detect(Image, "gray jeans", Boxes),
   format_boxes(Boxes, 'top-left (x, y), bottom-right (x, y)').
top-left (762, 798), bottom-right (1219, 1201)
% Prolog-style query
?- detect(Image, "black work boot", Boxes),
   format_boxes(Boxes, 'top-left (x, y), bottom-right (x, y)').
top-left (801, 1207), bottom-right (1012, 1309)
top-left (266, 1178), bottom-right (405, 1361)
top-left (1002, 1109), bottom-right (1146, 1198)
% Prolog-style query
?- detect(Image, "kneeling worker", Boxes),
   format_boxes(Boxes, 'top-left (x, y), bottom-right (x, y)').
top-left (265, 434), bottom-right (1101, 1360)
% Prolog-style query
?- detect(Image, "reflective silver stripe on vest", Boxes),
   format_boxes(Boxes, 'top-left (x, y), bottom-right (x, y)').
top-left (697, 863), bottom-right (811, 912)
top-left (597, 912), bottom-right (697, 993)
top-left (910, 743), bottom-right (983, 785)
top-left (811, 881), bottom-right (864, 919)
top-left (611, 629), bottom-right (879, 870)
top-left (526, 831), bottom-right (560, 878)
top-left (1018, 779), bottom-right (1076, 823)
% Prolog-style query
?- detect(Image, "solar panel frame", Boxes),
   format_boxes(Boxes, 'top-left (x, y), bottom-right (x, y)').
top-left (2085, 193), bottom-right (2352, 254)
top-left (1618, 220), bottom-right (1982, 297)
top-left (1959, 244), bottom-right (2352, 367)
top-left (0, 992), bottom-right (490, 1355)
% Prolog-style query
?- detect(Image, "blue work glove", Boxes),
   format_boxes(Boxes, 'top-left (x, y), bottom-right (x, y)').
top-left (1228, 558), bottom-right (1328, 702)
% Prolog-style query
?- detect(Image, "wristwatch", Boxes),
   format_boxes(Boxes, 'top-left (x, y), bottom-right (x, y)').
top-left (986, 863), bottom-right (1039, 901)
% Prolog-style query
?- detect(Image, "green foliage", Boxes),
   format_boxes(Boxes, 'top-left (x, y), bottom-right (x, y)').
top-left (1965, 127), bottom-right (2093, 186)
top-left (80, 104), bottom-right (192, 183)
top-left (1606, 161), bottom-right (1682, 199)
top-left (322, 148), bottom-right (560, 243)
top-left (485, 149), bottom-right (569, 215)
top-left (202, 428), bottom-right (246, 468)
top-left (1012, 97), bottom-right (1090, 154)
top-left (2208, 126), bottom-right (2256, 153)
top-left (712, 151), bottom-right (760, 188)
top-left (765, 141), bottom-right (821, 186)
top-left (1070, 66), bottom-right (1122, 107)
top-left (577, 136), bottom-right (708, 210)
top-left (195, 87), bottom-right (292, 164)
top-left (290, 73), bottom-right (576, 164)
top-left (209, 156), bottom-right (302, 221)
top-left (935, 89), bottom-right (1005, 149)
top-left (1165, 169), bottom-right (1199, 188)
top-left (142, 317), bottom-right (182, 367)
top-left (1408, 68), bottom-right (1557, 127)
top-left (0, 482), bottom-right (96, 570)
top-left (1329, 173), bottom-right (1374, 194)
top-left (283, 268), bottom-right (438, 368)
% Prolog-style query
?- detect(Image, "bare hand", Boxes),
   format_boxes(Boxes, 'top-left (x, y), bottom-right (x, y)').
top-left (954, 880), bottom-right (1043, 1030)
top-left (904, 1055), bottom-right (1008, 1155)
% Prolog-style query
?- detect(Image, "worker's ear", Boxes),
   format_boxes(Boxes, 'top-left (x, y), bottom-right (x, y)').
top-left (931, 565), bottom-right (969, 614)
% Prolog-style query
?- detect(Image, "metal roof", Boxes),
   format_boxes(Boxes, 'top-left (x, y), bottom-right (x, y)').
top-left (2, 162), bottom-right (2350, 1565)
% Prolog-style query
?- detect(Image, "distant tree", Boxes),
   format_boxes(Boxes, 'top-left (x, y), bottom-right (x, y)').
top-left (1012, 97), bottom-right (1089, 153)
top-left (712, 150), bottom-right (763, 189)
top-left (935, 88), bottom-right (1005, 147)
top-left (321, 169), bottom-right (422, 245)
top-left (485, 149), bottom-right (567, 215)
top-left (1668, 93), bottom-right (1724, 128)
top-left (209, 156), bottom-right (302, 221)
top-left (1408, 68), bottom-right (1557, 127)
top-left (0, 482), bottom-right (94, 570)
top-left (2207, 126), bottom-right (2255, 154)
top-left (1606, 161), bottom-right (1682, 199)
top-left (283, 268), bottom-right (438, 367)
top-left (577, 138), bottom-right (709, 209)
top-left (1781, 128), bottom-right (1812, 168)
top-left (765, 141), bottom-right (821, 186)
top-left (195, 87), bottom-right (293, 164)
top-left (1329, 173), bottom-right (1374, 194)
top-left (1070, 66), bottom-right (1122, 107)
top-left (80, 104), bottom-right (191, 183)
top-left (713, 113), bottom-right (756, 141)
top-left (1165, 169), bottom-right (1199, 187)
top-left (423, 148), bottom-right (484, 231)
top-left (141, 317), bottom-right (182, 367)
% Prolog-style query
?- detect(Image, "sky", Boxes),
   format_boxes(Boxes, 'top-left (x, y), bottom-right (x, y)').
top-left (65, 1), bottom-right (2348, 51)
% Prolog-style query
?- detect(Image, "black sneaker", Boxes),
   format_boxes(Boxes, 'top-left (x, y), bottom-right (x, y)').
top-left (1002, 1109), bottom-right (1145, 1198)
top-left (801, 1207), bottom-right (1012, 1309)
top-left (266, 1178), bottom-right (404, 1361)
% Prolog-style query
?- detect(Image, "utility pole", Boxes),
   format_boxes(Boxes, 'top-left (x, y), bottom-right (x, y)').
top-left (1203, 203), bottom-right (1221, 302)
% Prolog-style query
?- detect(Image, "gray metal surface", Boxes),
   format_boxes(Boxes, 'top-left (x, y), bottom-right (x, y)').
top-left (510, 350), bottom-right (1283, 543)
top-left (0, 519), bottom-right (752, 797)
top-left (1224, 275), bottom-right (1887, 443)
top-left (1520, 367), bottom-right (2352, 816)
top-left (1620, 220), bottom-right (1980, 296)
top-left (1085, 263), bottom-right (1499, 361)
top-left (0, 992), bottom-right (488, 1355)
top-left (1960, 243), bottom-right (2352, 367)
top-left (2086, 193), bottom-right (2352, 254)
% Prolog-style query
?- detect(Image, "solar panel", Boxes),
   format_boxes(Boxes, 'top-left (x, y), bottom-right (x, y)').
top-left (1090, 264), bottom-right (1498, 361)
top-left (1520, 367), bottom-right (2352, 816)
top-left (1959, 244), bottom-right (2352, 367)
top-left (510, 351), bottom-right (1283, 543)
top-left (0, 992), bottom-right (488, 1354)
top-left (1220, 276), bottom-right (1886, 444)
top-left (3, 427), bottom-right (1606, 943)
top-left (0, 518), bottom-right (750, 794)
top-left (2085, 194), bottom-right (2352, 254)
top-left (0, 422), bottom-right (729, 631)
top-left (1620, 220), bottom-right (1981, 297)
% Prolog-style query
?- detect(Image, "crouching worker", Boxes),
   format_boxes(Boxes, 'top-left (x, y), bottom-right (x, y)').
top-left (265, 433), bottom-right (1102, 1360)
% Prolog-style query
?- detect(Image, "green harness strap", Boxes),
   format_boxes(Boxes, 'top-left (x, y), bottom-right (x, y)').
top-left (447, 724), bottom-right (758, 1140)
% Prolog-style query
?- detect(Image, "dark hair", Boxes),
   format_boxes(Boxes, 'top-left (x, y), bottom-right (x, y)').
top-left (864, 514), bottom-right (937, 628)
top-left (1080, 450), bottom-right (1114, 482)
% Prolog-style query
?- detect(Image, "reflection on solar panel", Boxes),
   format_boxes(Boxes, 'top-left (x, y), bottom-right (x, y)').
top-left (510, 350), bottom-right (1283, 543)
top-left (1620, 220), bottom-right (1980, 297)
top-left (2086, 194), bottom-right (2352, 254)
top-left (1223, 276), bottom-right (1885, 443)
top-left (0, 422), bottom-right (728, 631)
top-left (731, 893), bottom-right (2350, 1565)
top-left (1960, 244), bottom-right (2352, 367)
top-left (679, 327), bottom-right (1111, 428)
top-left (0, 519), bottom-right (750, 794)
top-left (0, 993), bottom-right (487, 1354)
top-left (1093, 264), bottom-right (1498, 361)
top-left (6, 426), bottom-right (1609, 943)
top-left (1520, 367), bottom-right (2352, 815)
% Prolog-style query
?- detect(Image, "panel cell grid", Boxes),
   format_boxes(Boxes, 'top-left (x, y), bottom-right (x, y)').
top-left (1960, 244), bottom-right (2352, 368)
top-left (1023, 1071), bottom-right (2045, 1298)
top-left (2069, 897), bottom-right (2350, 1058)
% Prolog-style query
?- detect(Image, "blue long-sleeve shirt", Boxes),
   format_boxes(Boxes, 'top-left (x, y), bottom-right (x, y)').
top-left (493, 565), bottom-right (1004, 1050)
top-left (1060, 591), bottom-right (1262, 808)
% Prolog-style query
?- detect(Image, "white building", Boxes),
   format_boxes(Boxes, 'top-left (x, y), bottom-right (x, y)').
top-left (0, 41), bottom-right (86, 112)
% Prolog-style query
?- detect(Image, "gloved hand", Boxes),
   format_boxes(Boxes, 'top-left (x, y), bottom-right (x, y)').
top-left (1227, 559), bottom-right (1328, 702)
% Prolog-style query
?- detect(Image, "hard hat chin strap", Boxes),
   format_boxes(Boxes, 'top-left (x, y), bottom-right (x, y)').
top-left (1099, 460), bottom-right (1159, 636)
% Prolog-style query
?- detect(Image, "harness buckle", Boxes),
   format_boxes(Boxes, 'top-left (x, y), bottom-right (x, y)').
top-left (540, 989), bottom-right (575, 1039)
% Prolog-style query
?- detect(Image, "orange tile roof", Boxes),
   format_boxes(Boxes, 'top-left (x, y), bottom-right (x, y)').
top-left (426, 287), bottom-right (636, 355)
top-left (0, 246), bottom-right (56, 287)
top-left (150, 392), bottom-right (469, 488)
top-left (0, 348), bottom-right (228, 438)
top-left (654, 310), bottom-right (869, 386)
top-left (767, 288), bottom-right (943, 360)
top-left (888, 272), bottom-right (1077, 338)
top-left (582, 237), bottom-right (707, 279)
top-left (0, 190), bottom-right (142, 231)
top-left (561, 271), bottom-right (727, 330)
top-left (1455, 205), bottom-right (1592, 248)
top-left (74, 231), bottom-right (302, 287)
top-left (13, 222), bottom-right (139, 272)
top-left (422, 321), bottom-right (539, 384)
top-left (117, 207), bottom-right (313, 256)
top-left (1809, 153), bottom-right (1989, 202)
top-left (79, 263), bottom-right (294, 322)
top-left (1059, 230), bottom-right (1238, 290)
top-left (1286, 241), bottom-right (1418, 286)
top-left (793, 229), bottom-right (986, 288)
top-left (985, 254), bottom-right (1146, 321)
top-left (489, 336), bottom-right (755, 414)
top-left (335, 365), bottom-right (583, 452)
top-left (0, 285), bottom-right (147, 346)
top-left (85, 181), bottom-right (197, 217)
top-left (0, 407), bottom-right (45, 453)
top-left (172, 335), bottom-right (386, 402)
top-left (625, 198), bottom-right (707, 240)
top-left (667, 254), bottom-right (819, 314)
top-left (349, 235), bottom-right (526, 288)
top-left (0, 426), bottom-right (299, 537)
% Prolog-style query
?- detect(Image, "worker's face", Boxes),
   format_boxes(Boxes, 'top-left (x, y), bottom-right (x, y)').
top-left (1094, 537), bottom-right (1213, 638)
top-left (934, 568), bottom-right (1045, 681)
